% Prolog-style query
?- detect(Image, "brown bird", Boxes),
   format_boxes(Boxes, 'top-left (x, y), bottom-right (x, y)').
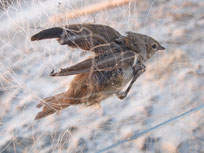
top-left (31, 24), bottom-right (165, 120)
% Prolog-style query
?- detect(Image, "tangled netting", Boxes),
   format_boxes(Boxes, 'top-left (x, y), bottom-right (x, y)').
top-left (0, 0), bottom-right (204, 153)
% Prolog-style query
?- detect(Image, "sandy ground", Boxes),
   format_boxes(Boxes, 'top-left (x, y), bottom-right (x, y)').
top-left (0, 0), bottom-right (204, 153)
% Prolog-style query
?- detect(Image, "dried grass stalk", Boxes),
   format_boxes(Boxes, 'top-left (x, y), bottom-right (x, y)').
top-left (49, 0), bottom-right (132, 23)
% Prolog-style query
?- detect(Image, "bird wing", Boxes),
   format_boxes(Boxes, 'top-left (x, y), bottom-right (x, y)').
top-left (31, 24), bottom-right (122, 53)
top-left (50, 48), bottom-right (136, 77)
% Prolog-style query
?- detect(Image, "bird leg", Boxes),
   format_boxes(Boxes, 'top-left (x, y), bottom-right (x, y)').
top-left (116, 64), bottom-right (145, 99)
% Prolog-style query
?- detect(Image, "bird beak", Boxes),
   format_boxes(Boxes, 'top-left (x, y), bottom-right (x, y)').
top-left (159, 45), bottom-right (165, 50)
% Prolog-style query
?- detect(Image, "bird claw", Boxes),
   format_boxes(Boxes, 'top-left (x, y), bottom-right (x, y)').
top-left (117, 92), bottom-right (127, 99)
top-left (50, 69), bottom-right (55, 74)
top-left (49, 68), bottom-right (68, 77)
top-left (50, 69), bottom-right (58, 76)
top-left (50, 68), bottom-right (65, 75)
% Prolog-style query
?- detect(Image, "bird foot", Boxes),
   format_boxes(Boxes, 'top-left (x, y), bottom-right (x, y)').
top-left (117, 92), bottom-right (127, 99)
top-left (50, 69), bottom-right (56, 76)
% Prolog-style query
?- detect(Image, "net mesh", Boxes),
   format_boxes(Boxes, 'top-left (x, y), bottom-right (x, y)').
top-left (0, 0), bottom-right (203, 153)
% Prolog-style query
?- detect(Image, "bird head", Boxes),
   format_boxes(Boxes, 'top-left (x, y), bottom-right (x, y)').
top-left (125, 32), bottom-right (165, 61)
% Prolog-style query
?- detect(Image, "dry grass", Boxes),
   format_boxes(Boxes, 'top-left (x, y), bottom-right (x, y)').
top-left (49, 0), bottom-right (133, 23)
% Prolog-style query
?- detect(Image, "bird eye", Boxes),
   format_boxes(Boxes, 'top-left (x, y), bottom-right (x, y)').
top-left (152, 43), bottom-right (157, 50)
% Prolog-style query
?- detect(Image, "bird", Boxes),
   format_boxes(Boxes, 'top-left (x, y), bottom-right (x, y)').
top-left (31, 23), bottom-right (165, 120)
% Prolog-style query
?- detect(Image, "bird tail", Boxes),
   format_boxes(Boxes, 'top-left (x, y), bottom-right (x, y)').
top-left (34, 74), bottom-right (92, 120)
top-left (34, 92), bottom-right (70, 120)
top-left (31, 27), bottom-right (63, 41)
